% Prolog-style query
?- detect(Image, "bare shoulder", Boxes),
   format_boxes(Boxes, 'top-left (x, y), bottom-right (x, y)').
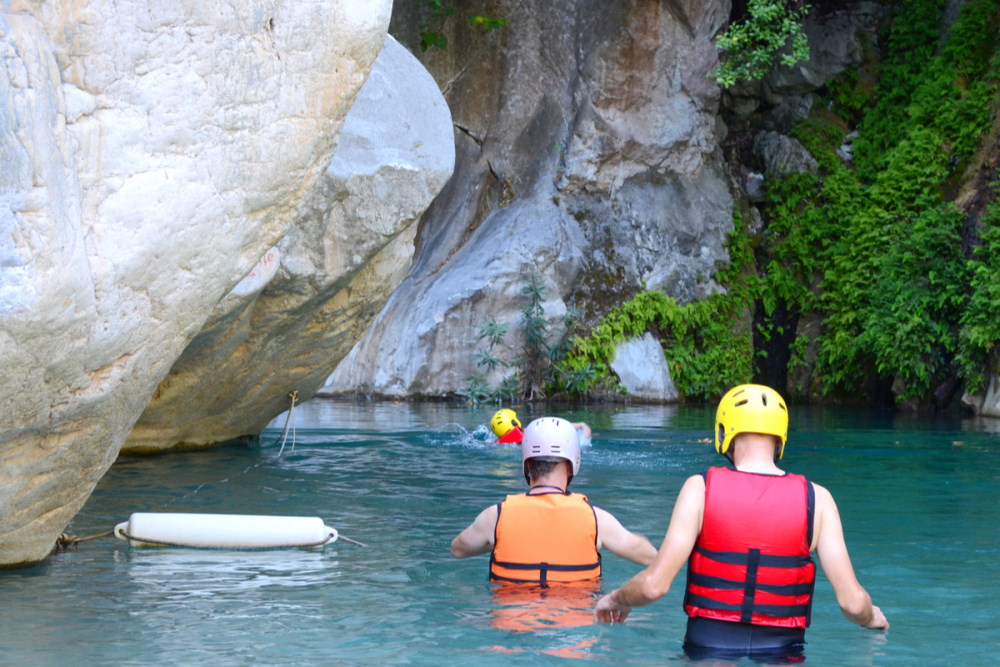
top-left (810, 481), bottom-right (836, 508)
top-left (674, 474), bottom-right (706, 518)
top-left (684, 473), bottom-right (706, 487)
top-left (591, 505), bottom-right (620, 526)
top-left (477, 503), bottom-right (500, 523)
top-left (680, 473), bottom-right (706, 496)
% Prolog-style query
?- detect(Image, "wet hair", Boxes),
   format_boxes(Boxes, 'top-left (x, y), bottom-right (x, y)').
top-left (526, 457), bottom-right (565, 480)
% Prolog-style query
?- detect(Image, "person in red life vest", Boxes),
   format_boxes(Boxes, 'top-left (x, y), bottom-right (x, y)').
top-left (452, 416), bottom-right (657, 585)
top-left (594, 384), bottom-right (889, 660)
top-left (490, 408), bottom-right (593, 446)
top-left (490, 409), bottom-right (524, 444)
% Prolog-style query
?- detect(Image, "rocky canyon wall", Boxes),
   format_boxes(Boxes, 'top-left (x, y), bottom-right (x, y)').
top-left (324, 0), bottom-right (736, 398)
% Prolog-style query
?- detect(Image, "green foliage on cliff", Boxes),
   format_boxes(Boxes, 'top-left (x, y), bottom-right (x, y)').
top-left (415, 0), bottom-right (505, 52)
top-left (562, 0), bottom-right (1000, 407)
top-left (810, 0), bottom-right (998, 402)
top-left (712, 0), bottom-right (812, 88)
top-left (958, 189), bottom-right (1000, 391)
top-left (460, 271), bottom-right (591, 404)
top-left (556, 290), bottom-right (751, 401)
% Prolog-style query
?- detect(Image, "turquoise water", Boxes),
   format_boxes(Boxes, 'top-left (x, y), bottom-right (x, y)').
top-left (1, 400), bottom-right (997, 665)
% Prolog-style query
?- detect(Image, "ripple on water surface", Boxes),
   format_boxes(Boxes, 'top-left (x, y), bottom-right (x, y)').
top-left (0, 401), bottom-right (997, 665)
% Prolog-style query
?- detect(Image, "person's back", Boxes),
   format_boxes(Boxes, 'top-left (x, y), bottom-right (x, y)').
top-left (683, 464), bottom-right (815, 656)
top-left (452, 416), bottom-right (656, 586)
top-left (491, 487), bottom-right (602, 584)
top-left (594, 384), bottom-right (888, 660)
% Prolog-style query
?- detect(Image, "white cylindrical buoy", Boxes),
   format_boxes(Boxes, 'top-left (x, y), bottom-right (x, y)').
top-left (113, 513), bottom-right (339, 549)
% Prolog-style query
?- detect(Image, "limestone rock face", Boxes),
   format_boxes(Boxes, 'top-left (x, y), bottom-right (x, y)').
top-left (611, 333), bottom-right (678, 402)
top-left (325, 0), bottom-right (734, 398)
top-left (0, 0), bottom-right (391, 566)
top-left (963, 377), bottom-right (1000, 418)
top-left (126, 36), bottom-right (454, 451)
top-left (761, 3), bottom-right (885, 105)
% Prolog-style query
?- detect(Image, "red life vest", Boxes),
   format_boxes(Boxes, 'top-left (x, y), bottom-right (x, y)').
top-left (497, 426), bottom-right (523, 444)
top-left (490, 491), bottom-right (601, 585)
top-left (684, 467), bottom-right (816, 628)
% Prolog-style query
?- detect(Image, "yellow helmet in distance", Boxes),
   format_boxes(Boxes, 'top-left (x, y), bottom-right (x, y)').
top-left (715, 384), bottom-right (788, 460)
top-left (490, 409), bottom-right (521, 437)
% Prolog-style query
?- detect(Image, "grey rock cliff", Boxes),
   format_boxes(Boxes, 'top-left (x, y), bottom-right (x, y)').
top-left (325, 0), bottom-right (735, 398)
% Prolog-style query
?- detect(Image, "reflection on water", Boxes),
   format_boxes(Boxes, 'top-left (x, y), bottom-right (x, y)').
top-left (490, 582), bottom-right (600, 633)
top-left (121, 549), bottom-right (339, 595)
top-left (0, 400), bottom-right (996, 665)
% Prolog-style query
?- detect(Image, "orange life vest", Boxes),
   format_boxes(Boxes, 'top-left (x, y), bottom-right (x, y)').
top-left (489, 491), bottom-right (601, 585)
top-left (684, 467), bottom-right (816, 628)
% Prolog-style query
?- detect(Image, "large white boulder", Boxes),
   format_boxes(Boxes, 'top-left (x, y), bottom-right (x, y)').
top-left (126, 35), bottom-right (454, 451)
top-left (0, 0), bottom-right (391, 566)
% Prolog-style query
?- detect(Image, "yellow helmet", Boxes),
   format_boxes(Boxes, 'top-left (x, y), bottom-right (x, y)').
top-left (490, 409), bottom-right (521, 437)
top-left (715, 384), bottom-right (788, 460)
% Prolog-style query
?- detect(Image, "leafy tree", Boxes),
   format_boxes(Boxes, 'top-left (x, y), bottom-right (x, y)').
top-left (712, 0), bottom-right (812, 88)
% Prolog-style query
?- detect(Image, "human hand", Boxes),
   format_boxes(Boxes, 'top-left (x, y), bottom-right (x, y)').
top-left (594, 591), bottom-right (631, 624)
top-left (866, 605), bottom-right (889, 630)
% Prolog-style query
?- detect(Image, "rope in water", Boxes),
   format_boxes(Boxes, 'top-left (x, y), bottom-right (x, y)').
top-left (277, 390), bottom-right (298, 457)
top-left (55, 390), bottom-right (367, 551)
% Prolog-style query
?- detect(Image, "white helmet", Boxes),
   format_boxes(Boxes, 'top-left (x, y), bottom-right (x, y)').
top-left (521, 417), bottom-right (581, 482)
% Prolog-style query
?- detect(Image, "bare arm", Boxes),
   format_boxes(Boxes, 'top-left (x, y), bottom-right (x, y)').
top-left (812, 482), bottom-right (889, 630)
top-left (450, 505), bottom-right (498, 558)
top-left (594, 507), bottom-right (658, 566)
top-left (594, 474), bottom-right (705, 623)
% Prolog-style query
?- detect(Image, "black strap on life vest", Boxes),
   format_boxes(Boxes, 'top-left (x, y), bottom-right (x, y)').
top-left (489, 553), bottom-right (602, 586)
top-left (683, 591), bottom-right (812, 620)
top-left (686, 571), bottom-right (815, 597)
top-left (692, 545), bottom-right (813, 569)
top-left (685, 545), bottom-right (815, 622)
top-left (806, 481), bottom-right (815, 547)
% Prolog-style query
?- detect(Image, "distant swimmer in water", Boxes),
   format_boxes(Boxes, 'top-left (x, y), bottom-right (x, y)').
top-left (594, 384), bottom-right (889, 661)
top-left (490, 408), bottom-right (592, 446)
top-left (490, 409), bottom-right (524, 444)
top-left (452, 416), bottom-right (656, 583)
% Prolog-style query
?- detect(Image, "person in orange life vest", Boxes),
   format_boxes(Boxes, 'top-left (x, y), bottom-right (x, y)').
top-left (490, 409), bottom-right (592, 446)
top-left (594, 384), bottom-right (889, 659)
top-left (452, 416), bottom-right (657, 584)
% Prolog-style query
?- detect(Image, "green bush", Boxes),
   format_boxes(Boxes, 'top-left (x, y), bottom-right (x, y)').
top-left (558, 290), bottom-right (752, 401)
top-left (711, 0), bottom-right (812, 88)
top-left (460, 270), bottom-right (588, 404)
top-left (561, 0), bottom-right (999, 406)
top-left (958, 191), bottom-right (1000, 391)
